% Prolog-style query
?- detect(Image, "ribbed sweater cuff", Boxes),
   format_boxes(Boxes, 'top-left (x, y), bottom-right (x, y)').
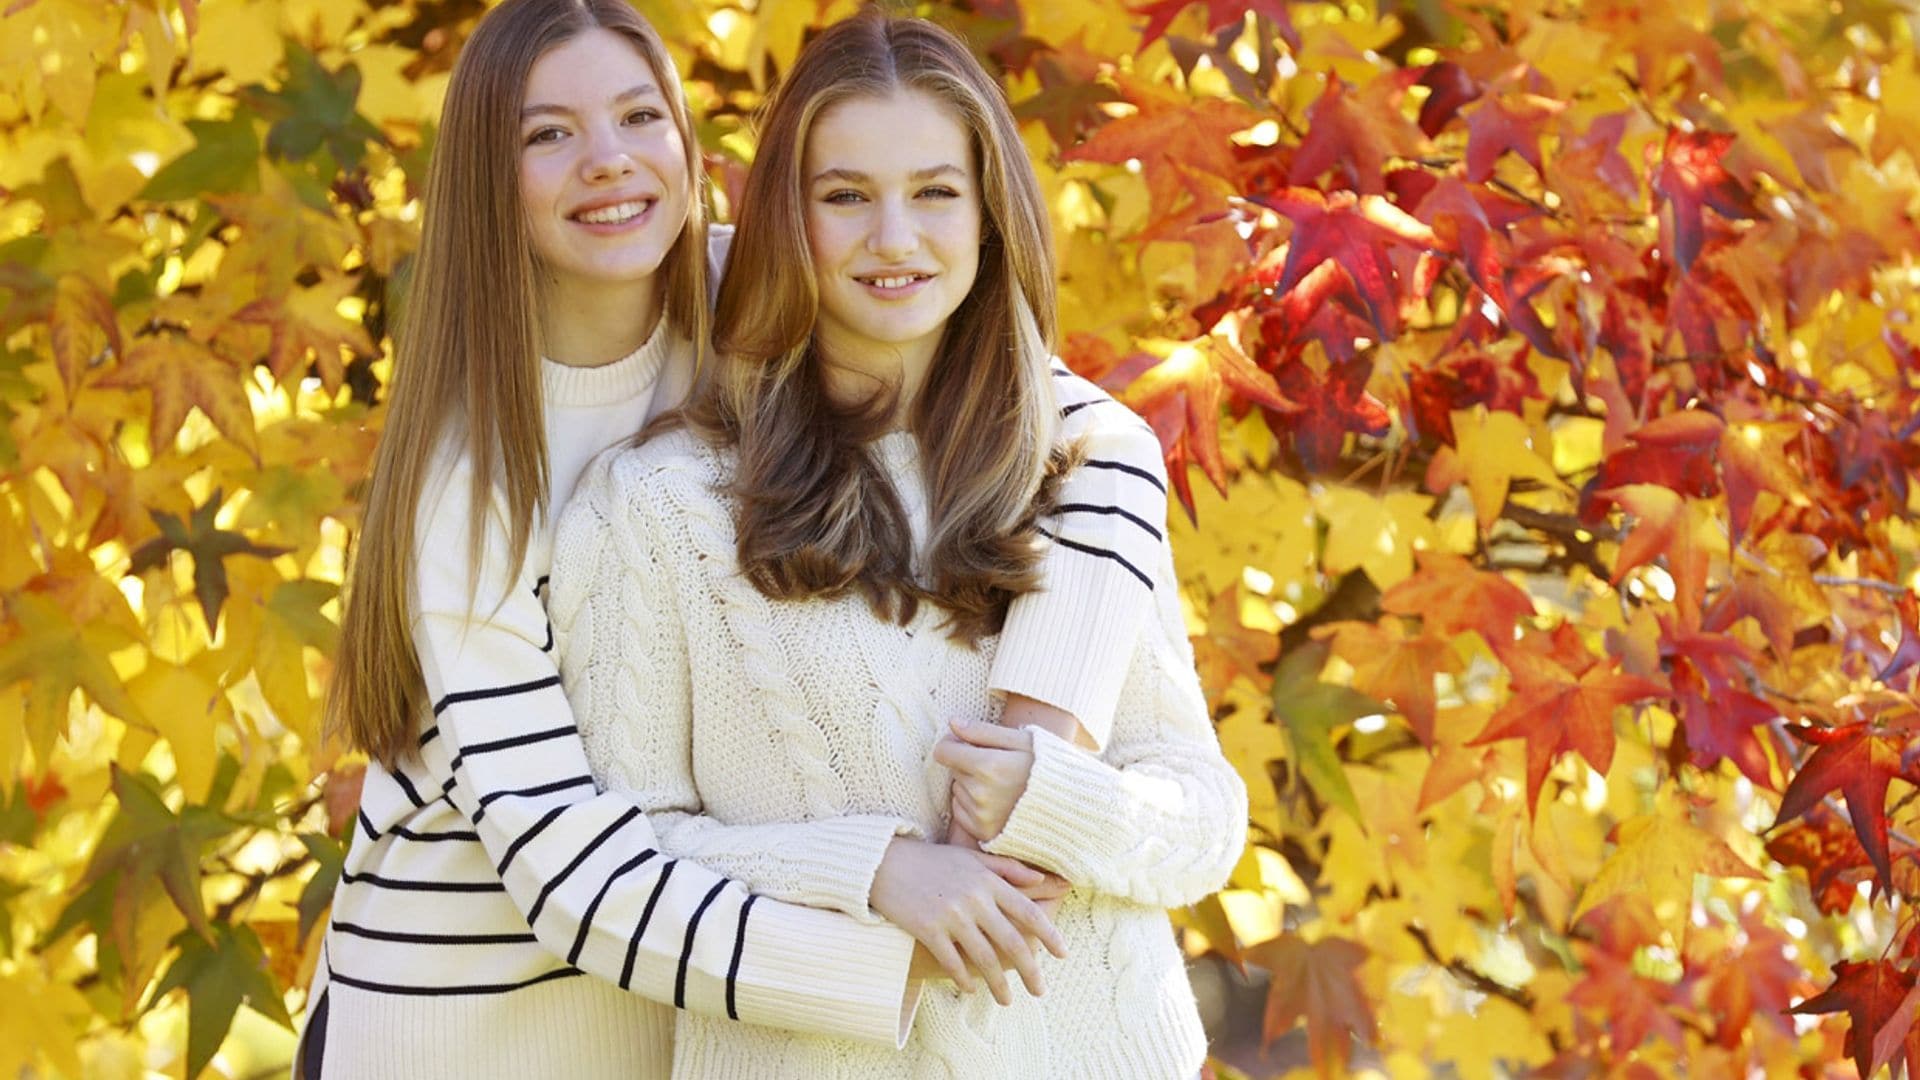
top-left (990, 546), bottom-right (1147, 750)
top-left (775, 814), bottom-right (921, 919)
top-left (982, 727), bottom-right (1116, 876)
top-left (732, 902), bottom-right (923, 1048)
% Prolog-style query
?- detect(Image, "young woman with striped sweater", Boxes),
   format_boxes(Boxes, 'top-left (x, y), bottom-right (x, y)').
top-left (550, 12), bottom-right (1247, 1078)
top-left (299, 0), bottom-right (1180, 1076)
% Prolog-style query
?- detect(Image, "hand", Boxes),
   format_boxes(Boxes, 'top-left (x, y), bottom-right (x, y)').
top-left (869, 837), bottom-right (1067, 1005)
top-left (934, 719), bottom-right (1036, 842)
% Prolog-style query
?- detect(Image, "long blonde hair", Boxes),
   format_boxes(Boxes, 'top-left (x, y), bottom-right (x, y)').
top-left (693, 10), bottom-right (1066, 642)
top-left (329, 0), bottom-right (708, 766)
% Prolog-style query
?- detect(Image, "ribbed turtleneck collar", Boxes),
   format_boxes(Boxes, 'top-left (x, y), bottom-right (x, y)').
top-left (540, 321), bottom-right (671, 408)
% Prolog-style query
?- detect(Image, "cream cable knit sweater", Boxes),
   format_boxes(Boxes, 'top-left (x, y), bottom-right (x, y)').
top-left (550, 414), bottom-right (1247, 1079)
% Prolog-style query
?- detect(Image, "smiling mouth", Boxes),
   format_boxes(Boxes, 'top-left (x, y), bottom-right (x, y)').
top-left (857, 273), bottom-right (933, 289)
top-left (572, 199), bottom-right (654, 225)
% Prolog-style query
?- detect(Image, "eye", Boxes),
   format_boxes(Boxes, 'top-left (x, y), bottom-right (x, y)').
top-left (524, 126), bottom-right (565, 146)
top-left (822, 189), bottom-right (867, 205)
top-left (917, 185), bottom-right (961, 200)
top-left (625, 107), bottom-right (663, 125)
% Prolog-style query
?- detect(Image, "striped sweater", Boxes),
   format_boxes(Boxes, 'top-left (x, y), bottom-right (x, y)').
top-left (302, 326), bottom-right (1173, 1076)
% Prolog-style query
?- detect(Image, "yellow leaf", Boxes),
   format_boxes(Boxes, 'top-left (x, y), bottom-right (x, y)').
top-left (1571, 801), bottom-right (1763, 945)
top-left (1452, 406), bottom-right (1570, 531)
top-left (0, 685), bottom-right (22, 797)
top-left (126, 658), bottom-right (231, 802)
top-left (1216, 687), bottom-right (1286, 836)
top-left (0, 959), bottom-right (90, 1078)
top-left (1315, 486), bottom-right (1436, 589)
top-left (189, 0), bottom-right (284, 83)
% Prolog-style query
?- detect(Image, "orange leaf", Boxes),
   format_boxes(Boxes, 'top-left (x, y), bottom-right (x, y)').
top-left (95, 335), bottom-right (259, 459)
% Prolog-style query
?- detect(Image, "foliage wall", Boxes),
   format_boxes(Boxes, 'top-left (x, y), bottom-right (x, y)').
top-left (6, 0), bottom-right (1920, 1076)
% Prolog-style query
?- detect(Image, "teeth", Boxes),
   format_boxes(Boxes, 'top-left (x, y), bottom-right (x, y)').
top-left (576, 200), bottom-right (650, 225)
top-left (865, 275), bottom-right (925, 289)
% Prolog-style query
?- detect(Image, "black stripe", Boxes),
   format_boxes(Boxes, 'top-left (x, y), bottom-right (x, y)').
top-left (1083, 457), bottom-right (1167, 494)
top-left (340, 869), bottom-right (506, 893)
top-left (460, 724), bottom-right (576, 758)
top-left (496, 803), bottom-right (570, 876)
top-left (357, 809), bottom-right (381, 842)
top-left (534, 575), bottom-right (551, 593)
top-left (386, 821), bottom-right (481, 843)
top-left (676, 879), bottom-right (730, 1009)
top-left (725, 894), bottom-right (759, 1020)
top-left (527, 808), bottom-right (642, 924)
top-left (419, 725), bottom-right (440, 748)
top-left (432, 675), bottom-right (563, 717)
top-left (1038, 527), bottom-right (1153, 590)
top-left (332, 921), bottom-right (538, 946)
top-left (569, 849), bottom-right (659, 965)
top-left (1060, 399), bottom-right (1104, 418)
top-left (391, 768), bottom-right (427, 808)
top-left (1051, 365), bottom-right (1072, 377)
top-left (325, 966), bottom-right (581, 998)
top-left (622, 861), bottom-right (677, 989)
top-left (477, 774), bottom-right (597, 810)
top-left (1055, 501), bottom-right (1163, 541)
top-left (541, 619), bottom-right (554, 654)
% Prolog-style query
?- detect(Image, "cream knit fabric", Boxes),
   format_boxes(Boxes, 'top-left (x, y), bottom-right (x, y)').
top-left (550, 419), bottom-right (1247, 1080)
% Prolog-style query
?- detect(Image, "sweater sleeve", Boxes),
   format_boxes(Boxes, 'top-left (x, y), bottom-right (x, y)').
top-left (981, 442), bottom-right (1247, 909)
top-left (551, 450), bottom-right (919, 923)
top-left (989, 366), bottom-right (1169, 749)
top-left (398, 445), bottom-right (917, 1048)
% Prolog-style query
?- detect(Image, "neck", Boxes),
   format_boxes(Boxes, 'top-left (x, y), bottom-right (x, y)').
top-left (539, 276), bottom-right (663, 368)
top-left (818, 336), bottom-right (938, 429)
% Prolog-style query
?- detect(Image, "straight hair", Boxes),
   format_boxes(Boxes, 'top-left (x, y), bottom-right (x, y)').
top-left (328, 0), bottom-right (708, 766)
top-left (691, 10), bottom-right (1068, 642)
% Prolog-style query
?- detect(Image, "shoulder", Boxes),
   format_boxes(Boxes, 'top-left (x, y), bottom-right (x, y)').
top-left (1050, 361), bottom-right (1169, 493)
top-left (581, 426), bottom-right (729, 519)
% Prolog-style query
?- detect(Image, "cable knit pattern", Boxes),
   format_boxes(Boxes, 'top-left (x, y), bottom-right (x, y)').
top-left (550, 424), bottom-right (1246, 1080)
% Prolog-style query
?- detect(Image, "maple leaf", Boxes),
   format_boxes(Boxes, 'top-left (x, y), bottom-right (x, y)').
top-left (1191, 584), bottom-right (1279, 691)
top-left (1415, 61), bottom-right (1481, 136)
top-left (1470, 649), bottom-right (1666, 813)
top-left (1246, 932), bottom-right (1378, 1075)
top-left (1063, 80), bottom-right (1264, 224)
top-left (1321, 620), bottom-right (1458, 745)
top-left (1773, 722), bottom-right (1919, 896)
top-left (230, 271), bottom-right (375, 391)
top-left (0, 593), bottom-right (146, 761)
top-left (149, 923), bottom-right (294, 1080)
top-left (1790, 960), bottom-right (1920, 1080)
top-left (1380, 551), bottom-right (1536, 650)
top-left (1132, 0), bottom-right (1298, 51)
top-left (1762, 105), bottom-right (1857, 194)
top-left (1260, 185), bottom-right (1440, 337)
top-left (126, 489), bottom-right (291, 631)
top-left (1287, 74), bottom-right (1426, 196)
top-left (1121, 335), bottom-right (1299, 497)
top-left (1675, 686), bottom-right (1779, 790)
top-left (1690, 914), bottom-right (1810, 1050)
top-left (94, 333), bottom-right (259, 459)
top-left (1271, 354), bottom-right (1391, 473)
top-left (49, 272), bottom-right (121, 397)
top-left (1269, 640), bottom-right (1380, 823)
top-left (1601, 483), bottom-right (1719, 622)
top-left (1878, 590), bottom-right (1920, 688)
top-left (1651, 128), bottom-right (1758, 272)
top-left (1571, 803), bottom-right (1763, 944)
top-left (1463, 93), bottom-right (1565, 182)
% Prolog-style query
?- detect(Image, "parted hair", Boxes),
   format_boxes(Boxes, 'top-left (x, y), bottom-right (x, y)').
top-left (329, 0), bottom-right (708, 766)
top-left (691, 9), bottom-right (1068, 642)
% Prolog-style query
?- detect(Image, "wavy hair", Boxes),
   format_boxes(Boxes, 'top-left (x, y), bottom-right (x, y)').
top-left (690, 9), bottom-right (1067, 642)
top-left (329, 0), bottom-right (708, 765)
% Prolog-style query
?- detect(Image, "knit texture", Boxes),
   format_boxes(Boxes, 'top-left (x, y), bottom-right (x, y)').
top-left (550, 385), bottom-right (1247, 1079)
top-left (307, 312), bottom-right (924, 1078)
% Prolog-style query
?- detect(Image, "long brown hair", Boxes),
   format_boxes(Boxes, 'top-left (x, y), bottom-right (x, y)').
top-left (694, 10), bottom-right (1066, 642)
top-left (329, 0), bottom-right (708, 766)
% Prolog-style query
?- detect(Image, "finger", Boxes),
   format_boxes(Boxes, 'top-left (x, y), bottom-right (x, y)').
top-left (1017, 873), bottom-right (1070, 901)
top-left (1000, 889), bottom-right (1068, 960)
top-left (953, 921), bottom-right (1012, 1006)
top-left (979, 903), bottom-right (1044, 998)
top-left (933, 739), bottom-right (998, 778)
top-left (975, 851), bottom-right (1044, 887)
top-left (926, 936), bottom-right (975, 992)
top-left (950, 717), bottom-right (1033, 751)
top-left (950, 797), bottom-right (981, 839)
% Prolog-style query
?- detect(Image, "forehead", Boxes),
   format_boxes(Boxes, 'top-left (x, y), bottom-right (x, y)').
top-left (804, 89), bottom-right (973, 177)
top-left (524, 27), bottom-right (659, 105)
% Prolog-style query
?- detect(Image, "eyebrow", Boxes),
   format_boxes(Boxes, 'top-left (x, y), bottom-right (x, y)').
top-left (809, 164), bottom-right (967, 185)
top-left (521, 83), bottom-right (659, 122)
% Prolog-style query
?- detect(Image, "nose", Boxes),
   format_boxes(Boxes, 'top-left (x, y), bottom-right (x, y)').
top-left (581, 130), bottom-right (636, 184)
top-left (867, 197), bottom-right (917, 259)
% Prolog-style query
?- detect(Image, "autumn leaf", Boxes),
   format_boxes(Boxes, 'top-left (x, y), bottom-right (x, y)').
top-left (1652, 128), bottom-right (1758, 271)
top-left (1287, 74), bottom-right (1426, 196)
top-left (1256, 186), bottom-right (1440, 339)
top-left (1380, 551), bottom-right (1536, 650)
top-left (1463, 93), bottom-right (1565, 182)
top-left (1132, 0), bottom-right (1298, 51)
top-left (1063, 78), bottom-right (1264, 222)
top-left (0, 592), bottom-right (146, 761)
top-left (1571, 801), bottom-right (1764, 944)
top-left (1320, 618), bottom-right (1458, 745)
top-left (1772, 722), bottom-right (1918, 896)
top-left (230, 270), bottom-right (376, 391)
top-left (1270, 639), bottom-right (1379, 823)
top-left (1789, 960), bottom-right (1919, 1080)
top-left (127, 489), bottom-right (291, 631)
top-left (1470, 648), bottom-right (1667, 813)
top-left (148, 922), bottom-right (293, 1080)
top-left (49, 272), bottom-right (121, 397)
top-left (95, 332), bottom-right (259, 458)
top-left (1246, 932), bottom-right (1378, 1076)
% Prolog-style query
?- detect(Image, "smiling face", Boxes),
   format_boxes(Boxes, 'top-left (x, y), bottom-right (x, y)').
top-left (518, 27), bottom-right (690, 312)
top-left (804, 89), bottom-right (983, 380)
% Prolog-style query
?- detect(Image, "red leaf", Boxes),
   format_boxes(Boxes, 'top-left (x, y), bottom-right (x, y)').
top-left (1789, 960), bottom-right (1920, 1080)
top-left (1463, 93), bottom-right (1565, 182)
top-left (1878, 591), bottom-right (1920, 687)
top-left (1764, 806), bottom-right (1874, 915)
top-left (1286, 75), bottom-right (1426, 196)
top-left (1133, 0), bottom-right (1299, 51)
top-left (1380, 551), bottom-right (1535, 649)
top-left (1246, 933), bottom-right (1377, 1075)
top-left (1064, 84), bottom-right (1265, 224)
top-left (1259, 186), bottom-right (1440, 339)
top-left (1272, 355), bottom-right (1390, 472)
top-left (1415, 61), bottom-right (1481, 136)
top-left (1470, 650), bottom-right (1666, 813)
top-left (1773, 723), bottom-right (1917, 896)
top-left (1651, 128), bottom-right (1758, 272)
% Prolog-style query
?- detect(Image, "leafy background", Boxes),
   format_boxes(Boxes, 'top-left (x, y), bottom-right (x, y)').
top-left (7, 0), bottom-right (1920, 1075)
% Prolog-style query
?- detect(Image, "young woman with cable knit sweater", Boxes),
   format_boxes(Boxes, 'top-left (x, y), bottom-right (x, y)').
top-left (549, 12), bottom-right (1247, 1079)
